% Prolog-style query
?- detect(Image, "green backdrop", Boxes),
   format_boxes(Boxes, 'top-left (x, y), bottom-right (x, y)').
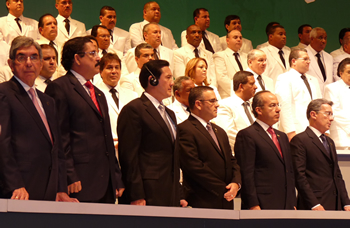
top-left (0, 0), bottom-right (347, 52)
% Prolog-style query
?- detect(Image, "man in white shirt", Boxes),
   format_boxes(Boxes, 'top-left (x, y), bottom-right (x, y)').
top-left (256, 22), bottom-right (279, 49)
top-left (167, 76), bottom-right (195, 124)
top-left (125, 22), bottom-right (173, 74)
top-left (324, 58), bottom-right (350, 149)
top-left (181, 8), bottom-right (221, 53)
top-left (214, 30), bottom-right (248, 99)
top-left (55, 0), bottom-right (86, 44)
top-left (333, 37), bottom-right (350, 79)
top-left (0, 41), bottom-right (10, 67)
top-left (35, 44), bottom-right (57, 92)
top-left (0, 0), bottom-right (39, 44)
top-left (330, 28), bottom-right (350, 58)
top-left (260, 24), bottom-right (290, 86)
top-left (305, 27), bottom-right (335, 95)
top-left (275, 48), bottom-right (322, 141)
top-left (246, 49), bottom-right (274, 93)
top-left (129, 1), bottom-right (177, 50)
top-left (292, 24), bottom-right (312, 49)
top-left (174, 25), bottom-right (217, 87)
top-left (219, 15), bottom-right (253, 54)
top-left (216, 71), bottom-right (257, 151)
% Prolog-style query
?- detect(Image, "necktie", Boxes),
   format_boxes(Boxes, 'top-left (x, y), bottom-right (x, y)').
top-left (233, 52), bottom-right (244, 71)
top-left (206, 123), bottom-right (221, 150)
top-left (85, 81), bottom-right (101, 115)
top-left (267, 127), bottom-right (282, 158)
top-left (316, 53), bottom-right (327, 82)
top-left (49, 41), bottom-right (55, 47)
top-left (320, 134), bottom-right (330, 156)
top-left (257, 75), bottom-right (265, 90)
top-left (301, 75), bottom-right (313, 99)
top-left (109, 29), bottom-right (113, 42)
top-left (28, 88), bottom-right (53, 143)
top-left (15, 17), bottom-right (22, 32)
top-left (102, 49), bottom-right (107, 57)
top-left (153, 48), bottom-right (159, 60)
top-left (202, 31), bottom-right (215, 53)
top-left (44, 79), bottom-right (52, 84)
top-left (158, 104), bottom-right (175, 142)
top-left (194, 48), bottom-right (199, 58)
top-left (110, 88), bottom-right (119, 109)
top-left (278, 49), bottom-right (286, 68)
top-left (242, 102), bottom-right (254, 124)
top-left (64, 18), bottom-right (70, 35)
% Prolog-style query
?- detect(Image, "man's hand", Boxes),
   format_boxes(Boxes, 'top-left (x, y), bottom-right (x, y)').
top-left (56, 192), bottom-right (79, 202)
top-left (68, 181), bottom-right (82, 195)
top-left (131, 199), bottom-right (146, 206)
top-left (11, 187), bottom-right (29, 200)
top-left (116, 188), bottom-right (125, 197)
top-left (344, 206), bottom-right (350, 211)
top-left (223, 183), bottom-right (239, 202)
top-left (180, 199), bottom-right (188, 207)
top-left (312, 205), bottom-right (325, 211)
top-left (250, 205), bottom-right (261, 210)
top-left (114, 138), bottom-right (118, 150)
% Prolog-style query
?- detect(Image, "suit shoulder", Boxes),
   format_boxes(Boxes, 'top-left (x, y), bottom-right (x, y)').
top-left (114, 27), bottom-right (129, 36)
top-left (22, 16), bottom-right (38, 24)
top-left (70, 18), bottom-right (85, 26)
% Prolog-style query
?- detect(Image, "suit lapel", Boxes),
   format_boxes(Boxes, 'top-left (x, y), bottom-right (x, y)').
top-left (21, 18), bottom-right (29, 36)
top-left (38, 92), bottom-right (55, 143)
top-left (306, 127), bottom-right (332, 161)
top-left (7, 16), bottom-right (21, 36)
top-left (57, 18), bottom-right (69, 38)
top-left (225, 49), bottom-right (240, 73)
top-left (307, 48), bottom-right (323, 82)
top-left (268, 46), bottom-right (285, 70)
top-left (70, 20), bottom-right (77, 37)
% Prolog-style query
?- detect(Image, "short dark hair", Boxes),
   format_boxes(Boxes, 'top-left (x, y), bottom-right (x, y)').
top-left (193, 8), bottom-right (208, 21)
top-left (9, 36), bottom-right (42, 61)
top-left (139, 59), bottom-right (169, 89)
top-left (267, 24), bottom-right (284, 36)
top-left (265, 21), bottom-right (279, 36)
top-left (85, 35), bottom-right (99, 48)
top-left (135, 43), bottom-right (153, 58)
top-left (224, 15), bottom-right (240, 32)
top-left (188, 86), bottom-right (213, 110)
top-left (91, 25), bottom-right (108, 38)
top-left (337, 57), bottom-right (350, 77)
top-left (297, 24), bottom-right (312, 41)
top-left (61, 36), bottom-right (92, 71)
top-left (252, 91), bottom-right (271, 118)
top-left (289, 48), bottom-right (307, 65)
top-left (100, 53), bottom-right (121, 72)
top-left (233, 71), bottom-right (254, 91)
top-left (338, 28), bottom-right (350, 45)
top-left (38, 13), bottom-right (56, 29)
top-left (100, 6), bottom-right (115, 16)
top-left (306, 99), bottom-right (333, 120)
top-left (40, 44), bottom-right (58, 64)
top-left (173, 76), bottom-right (191, 94)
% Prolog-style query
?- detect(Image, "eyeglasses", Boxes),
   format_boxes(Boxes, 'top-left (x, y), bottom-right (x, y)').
top-left (318, 111), bottom-right (333, 118)
top-left (268, 103), bottom-right (280, 109)
top-left (199, 98), bottom-right (219, 104)
top-left (77, 50), bottom-right (98, 57)
top-left (15, 54), bottom-right (40, 63)
top-left (296, 57), bottom-right (311, 62)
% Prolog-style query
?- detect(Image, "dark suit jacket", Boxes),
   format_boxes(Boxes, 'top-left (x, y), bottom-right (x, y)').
top-left (117, 93), bottom-right (180, 206)
top-left (234, 121), bottom-right (296, 209)
top-left (45, 71), bottom-right (123, 202)
top-left (291, 127), bottom-right (350, 210)
top-left (177, 115), bottom-right (241, 209)
top-left (0, 77), bottom-right (67, 200)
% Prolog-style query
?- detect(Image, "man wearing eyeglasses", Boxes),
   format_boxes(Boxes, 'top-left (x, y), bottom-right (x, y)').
top-left (235, 91), bottom-right (296, 210)
top-left (0, 36), bottom-right (76, 202)
top-left (291, 99), bottom-right (350, 211)
top-left (177, 86), bottom-right (241, 209)
top-left (275, 48), bottom-right (322, 141)
top-left (45, 36), bottom-right (124, 203)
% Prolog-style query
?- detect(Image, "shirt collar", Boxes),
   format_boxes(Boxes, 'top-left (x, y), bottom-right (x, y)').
top-left (191, 113), bottom-right (208, 128)
top-left (256, 118), bottom-right (271, 131)
top-left (144, 92), bottom-right (162, 108)
top-left (71, 69), bottom-right (88, 86)
top-left (308, 126), bottom-right (323, 138)
top-left (57, 14), bottom-right (72, 22)
top-left (13, 75), bottom-right (35, 92)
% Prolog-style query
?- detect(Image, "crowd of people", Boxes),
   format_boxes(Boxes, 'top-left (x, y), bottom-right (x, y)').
top-left (1, 0), bottom-right (350, 212)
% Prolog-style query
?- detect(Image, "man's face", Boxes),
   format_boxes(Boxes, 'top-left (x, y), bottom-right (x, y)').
top-left (227, 30), bottom-right (243, 52)
top-left (40, 47), bottom-right (57, 79)
top-left (313, 104), bottom-right (333, 133)
top-left (55, 0), bottom-right (72, 19)
top-left (241, 76), bottom-right (257, 101)
top-left (195, 10), bottom-right (210, 31)
top-left (299, 26), bottom-right (312, 45)
top-left (101, 59), bottom-right (121, 87)
top-left (76, 42), bottom-right (101, 80)
top-left (256, 92), bottom-right (281, 126)
top-left (340, 64), bottom-right (350, 86)
top-left (100, 10), bottom-right (116, 30)
top-left (6, 0), bottom-right (24, 17)
top-left (226, 19), bottom-right (242, 32)
top-left (8, 45), bottom-right (43, 86)
top-left (144, 24), bottom-right (161, 48)
top-left (198, 90), bottom-right (219, 122)
top-left (39, 15), bottom-right (57, 41)
top-left (310, 30), bottom-right (327, 52)
top-left (176, 79), bottom-right (195, 107)
top-left (269, 27), bottom-right (286, 49)
top-left (135, 48), bottom-right (155, 69)
top-left (143, 2), bottom-right (161, 23)
top-left (96, 27), bottom-right (110, 50)
top-left (248, 51), bottom-right (267, 75)
top-left (292, 51), bottom-right (310, 74)
top-left (186, 25), bottom-right (202, 48)
top-left (154, 66), bottom-right (173, 99)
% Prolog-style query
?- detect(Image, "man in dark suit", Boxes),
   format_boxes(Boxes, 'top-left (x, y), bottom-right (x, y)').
top-left (0, 36), bottom-right (74, 202)
top-left (234, 91), bottom-right (296, 209)
top-left (45, 36), bottom-right (124, 203)
top-left (291, 99), bottom-right (350, 211)
top-left (177, 86), bottom-right (241, 209)
top-left (117, 60), bottom-right (187, 207)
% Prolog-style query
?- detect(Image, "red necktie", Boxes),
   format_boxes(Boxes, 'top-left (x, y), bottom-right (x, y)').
top-left (85, 81), bottom-right (101, 115)
top-left (267, 127), bottom-right (282, 158)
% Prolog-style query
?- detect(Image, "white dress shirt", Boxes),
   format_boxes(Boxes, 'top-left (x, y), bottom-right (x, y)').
top-left (56, 14), bottom-right (86, 44)
top-left (167, 99), bottom-right (190, 124)
top-left (181, 29), bottom-right (222, 53)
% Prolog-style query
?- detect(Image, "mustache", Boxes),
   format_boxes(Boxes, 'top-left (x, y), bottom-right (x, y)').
top-left (95, 61), bottom-right (100, 67)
